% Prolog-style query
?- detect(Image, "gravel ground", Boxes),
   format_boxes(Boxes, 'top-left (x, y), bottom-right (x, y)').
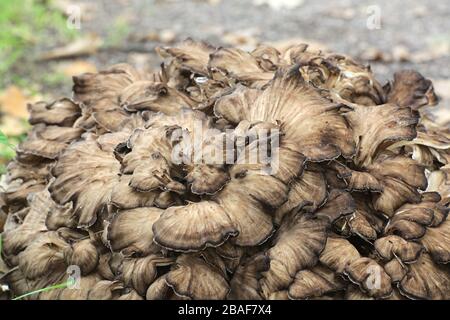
top-left (73, 0), bottom-right (450, 84)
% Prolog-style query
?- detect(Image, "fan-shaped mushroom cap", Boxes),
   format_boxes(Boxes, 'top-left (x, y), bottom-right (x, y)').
top-left (251, 45), bottom-right (282, 71)
top-left (214, 168), bottom-right (288, 246)
top-left (153, 201), bottom-right (238, 252)
top-left (344, 103), bottom-right (419, 167)
top-left (399, 253), bottom-right (450, 300)
top-left (315, 189), bottom-right (355, 223)
top-left (154, 191), bottom-right (179, 209)
top-left (385, 70), bottom-right (438, 109)
top-left (17, 125), bottom-right (83, 160)
top-left (63, 239), bottom-right (99, 275)
top-left (261, 213), bottom-right (328, 297)
top-left (49, 139), bottom-right (121, 228)
top-left (288, 264), bottom-right (345, 300)
top-left (117, 254), bottom-right (174, 296)
top-left (72, 64), bottom-right (149, 131)
top-left (228, 254), bottom-right (270, 300)
top-left (319, 237), bottom-right (361, 273)
top-left (383, 259), bottom-right (408, 283)
top-left (18, 232), bottom-right (69, 280)
top-left (384, 200), bottom-right (447, 240)
top-left (328, 161), bottom-right (383, 192)
top-left (2, 190), bottom-right (52, 263)
top-left (185, 164), bottom-right (230, 195)
top-left (28, 98), bottom-right (81, 126)
top-left (325, 57), bottom-right (385, 106)
top-left (374, 235), bottom-right (423, 263)
top-left (73, 64), bottom-right (144, 105)
top-left (248, 68), bottom-right (355, 167)
top-left (287, 50), bottom-right (385, 106)
top-left (213, 85), bottom-right (259, 124)
top-left (120, 126), bottom-right (185, 193)
top-left (275, 168), bottom-right (327, 224)
top-left (109, 175), bottom-right (157, 209)
top-left (157, 38), bottom-right (215, 75)
top-left (344, 257), bottom-right (393, 299)
top-left (107, 207), bottom-right (162, 256)
top-left (209, 47), bottom-right (273, 85)
top-left (120, 81), bottom-right (195, 114)
top-left (45, 200), bottom-right (75, 230)
top-left (55, 274), bottom-right (103, 300)
top-left (420, 218), bottom-right (450, 263)
top-left (86, 280), bottom-right (141, 300)
top-left (147, 255), bottom-right (229, 300)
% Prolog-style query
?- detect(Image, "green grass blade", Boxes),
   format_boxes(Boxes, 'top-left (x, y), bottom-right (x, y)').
top-left (12, 279), bottom-right (74, 300)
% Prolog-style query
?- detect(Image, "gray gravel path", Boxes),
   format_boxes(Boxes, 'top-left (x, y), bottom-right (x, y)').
top-left (76, 0), bottom-right (450, 83)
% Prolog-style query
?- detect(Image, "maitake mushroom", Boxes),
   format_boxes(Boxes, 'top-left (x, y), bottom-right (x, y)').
top-left (1, 39), bottom-right (449, 300)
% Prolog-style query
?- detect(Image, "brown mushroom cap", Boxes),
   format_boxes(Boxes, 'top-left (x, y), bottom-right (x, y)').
top-left (228, 254), bottom-right (270, 300)
top-left (153, 201), bottom-right (238, 252)
top-left (107, 207), bottom-right (163, 256)
top-left (399, 253), bottom-right (450, 300)
top-left (147, 255), bottom-right (229, 300)
top-left (288, 264), bottom-right (345, 300)
top-left (209, 47), bottom-right (273, 84)
top-left (28, 98), bottom-right (81, 126)
top-left (344, 103), bottom-right (419, 167)
top-left (17, 125), bottom-right (83, 160)
top-left (420, 218), bottom-right (450, 263)
top-left (248, 68), bottom-right (355, 165)
top-left (120, 81), bottom-right (195, 114)
top-left (261, 213), bottom-right (328, 297)
top-left (214, 168), bottom-right (288, 246)
top-left (117, 254), bottom-right (174, 296)
top-left (49, 139), bottom-right (122, 228)
top-left (63, 239), bottom-right (99, 275)
top-left (344, 257), bottom-right (393, 299)
top-left (384, 70), bottom-right (438, 110)
top-left (374, 235), bottom-right (423, 263)
top-left (157, 38), bottom-right (215, 75)
top-left (319, 237), bottom-right (361, 274)
top-left (275, 168), bottom-right (327, 224)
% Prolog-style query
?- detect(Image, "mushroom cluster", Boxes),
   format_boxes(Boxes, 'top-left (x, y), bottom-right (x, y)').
top-left (1, 39), bottom-right (449, 300)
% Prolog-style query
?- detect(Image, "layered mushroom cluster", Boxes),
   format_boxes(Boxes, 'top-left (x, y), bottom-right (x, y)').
top-left (1, 39), bottom-right (449, 300)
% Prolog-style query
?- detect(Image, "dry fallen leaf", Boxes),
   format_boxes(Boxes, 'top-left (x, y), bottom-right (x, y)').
top-left (58, 60), bottom-right (97, 77)
top-left (37, 34), bottom-right (103, 61)
top-left (0, 86), bottom-right (30, 119)
top-left (0, 115), bottom-right (29, 136)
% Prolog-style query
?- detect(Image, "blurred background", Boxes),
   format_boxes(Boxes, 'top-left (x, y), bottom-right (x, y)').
top-left (0, 0), bottom-right (449, 171)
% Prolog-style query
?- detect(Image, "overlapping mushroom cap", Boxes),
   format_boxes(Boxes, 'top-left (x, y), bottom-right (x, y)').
top-left (1, 39), bottom-right (449, 300)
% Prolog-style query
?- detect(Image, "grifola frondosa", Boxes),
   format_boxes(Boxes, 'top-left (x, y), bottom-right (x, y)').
top-left (1, 39), bottom-right (449, 300)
